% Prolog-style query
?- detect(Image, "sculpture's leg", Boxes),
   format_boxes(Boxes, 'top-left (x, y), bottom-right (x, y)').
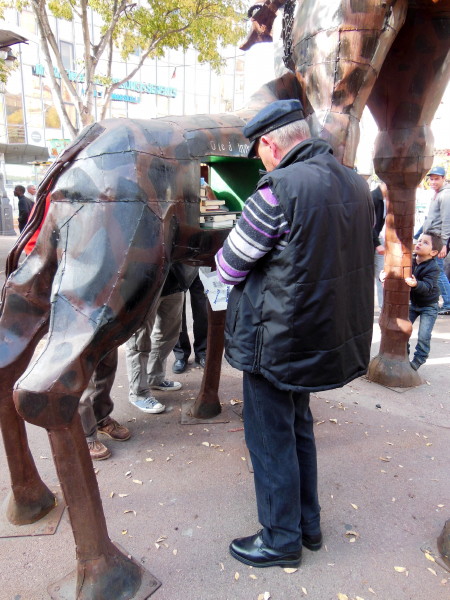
top-left (0, 237), bottom-right (58, 525)
top-left (438, 519), bottom-right (450, 569)
top-left (10, 199), bottom-right (165, 598)
top-left (13, 320), bottom-right (161, 598)
top-left (367, 4), bottom-right (450, 386)
top-left (190, 304), bottom-right (226, 419)
top-left (292, 0), bottom-right (408, 166)
top-left (47, 416), bottom-right (155, 599)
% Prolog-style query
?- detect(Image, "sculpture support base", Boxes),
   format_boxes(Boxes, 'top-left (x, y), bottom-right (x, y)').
top-left (48, 544), bottom-right (161, 600)
top-left (0, 490), bottom-right (64, 538)
top-left (367, 354), bottom-right (424, 388)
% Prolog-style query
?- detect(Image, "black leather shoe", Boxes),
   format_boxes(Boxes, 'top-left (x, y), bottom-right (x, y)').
top-left (229, 531), bottom-right (301, 568)
top-left (302, 531), bottom-right (323, 551)
top-left (172, 359), bottom-right (187, 374)
top-left (195, 356), bottom-right (206, 368)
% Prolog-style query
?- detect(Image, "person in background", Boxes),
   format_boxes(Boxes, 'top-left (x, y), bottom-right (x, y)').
top-left (216, 99), bottom-right (374, 569)
top-left (371, 182), bottom-right (387, 309)
top-left (25, 184), bottom-right (37, 201)
top-left (14, 185), bottom-right (34, 232)
top-left (172, 272), bottom-right (208, 373)
top-left (418, 166), bottom-right (450, 315)
top-left (126, 265), bottom-right (197, 413)
top-left (381, 231), bottom-right (441, 370)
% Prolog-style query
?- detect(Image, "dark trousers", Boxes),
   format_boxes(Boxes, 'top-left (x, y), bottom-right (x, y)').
top-left (173, 275), bottom-right (207, 361)
top-left (243, 372), bottom-right (321, 552)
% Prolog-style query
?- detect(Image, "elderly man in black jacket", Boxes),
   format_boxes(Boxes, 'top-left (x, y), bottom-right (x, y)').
top-left (216, 100), bottom-right (374, 568)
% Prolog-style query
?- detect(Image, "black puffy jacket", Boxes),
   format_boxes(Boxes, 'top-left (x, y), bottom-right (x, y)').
top-left (410, 257), bottom-right (440, 307)
top-left (224, 138), bottom-right (374, 392)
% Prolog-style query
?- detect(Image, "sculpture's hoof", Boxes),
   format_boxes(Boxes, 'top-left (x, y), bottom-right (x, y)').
top-left (437, 519), bottom-right (450, 568)
top-left (189, 395), bottom-right (222, 420)
top-left (48, 543), bottom-right (161, 599)
top-left (367, 355), bottom-right (424, 388)
top-left (6, 484), bottom-right (56, 526)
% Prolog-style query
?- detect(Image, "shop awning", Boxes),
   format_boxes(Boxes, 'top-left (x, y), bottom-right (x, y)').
top-left (0, 143), bottom-right (49, 165)
top-left (0, 30), bottom-right (28, 49)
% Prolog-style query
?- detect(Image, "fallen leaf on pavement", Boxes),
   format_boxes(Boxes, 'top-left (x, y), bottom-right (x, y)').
top-left (283, 568), bottom-right (298, 573)
top-left (345, 530), bottom-right (359, 538)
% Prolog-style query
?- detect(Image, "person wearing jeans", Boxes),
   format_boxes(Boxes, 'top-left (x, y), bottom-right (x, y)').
top-left (243, 372), bottom-right (320, 552)
top-left (215, 100), bottom-right (374, 569)
top-left (419, 165), bottom-right (450, 315)
top-left (408, 304), bottom-right (439, 367)
top-left (405, 232), bottom-right (442, 370)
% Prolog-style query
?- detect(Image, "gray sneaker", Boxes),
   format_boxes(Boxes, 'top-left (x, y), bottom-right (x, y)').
top-left (129, 396), bottom-right (166, 414)
top-left (151, 380), bottom-right (182, 391)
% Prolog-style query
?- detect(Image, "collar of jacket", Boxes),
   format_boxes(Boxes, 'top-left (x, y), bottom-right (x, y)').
top-left (276, 137), bottom-right (333, 170)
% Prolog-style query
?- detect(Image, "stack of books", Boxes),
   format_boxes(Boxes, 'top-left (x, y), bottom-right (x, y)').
top-left (200, 211), bottom-right (241, 229)
top-left (199, 181), bottom-right (241, 229)
top-left (200, 198), bottom-right (227, 213)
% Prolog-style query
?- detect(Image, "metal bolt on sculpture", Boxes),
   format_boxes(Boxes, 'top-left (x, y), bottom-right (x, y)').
top-left (0, 1), bottom-right (449, 596)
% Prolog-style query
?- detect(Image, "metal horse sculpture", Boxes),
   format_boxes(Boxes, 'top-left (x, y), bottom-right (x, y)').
top-left (0, 1), bottom-right (449, 597)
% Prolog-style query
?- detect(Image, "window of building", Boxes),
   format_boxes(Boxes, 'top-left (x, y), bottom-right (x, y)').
top-left (5, 92), bottom-right (25, 143)
top-left (0, 94), bottom-right (6, 143)
top-left (19, 10), bottom-right (37, 35)
top-left (60, 41), bottom-right (74, 72)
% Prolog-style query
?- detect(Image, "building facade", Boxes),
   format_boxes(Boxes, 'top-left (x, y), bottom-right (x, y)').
top-left (0, 6), bottom-right (249, 189)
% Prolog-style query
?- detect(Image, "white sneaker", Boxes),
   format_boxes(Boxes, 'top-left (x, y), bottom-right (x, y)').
top-left (151, 380), bottom-right (182, 391)
top-left (129, 396), bottom-right (165, 414)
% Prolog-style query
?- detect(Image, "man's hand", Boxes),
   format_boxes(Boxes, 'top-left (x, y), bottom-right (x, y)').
top-left (438, 246), bottom-right (447, 259)
top-left (375, 245), bottom-right (385, 255)
top-left (405, 275), bottom-right (417, 288)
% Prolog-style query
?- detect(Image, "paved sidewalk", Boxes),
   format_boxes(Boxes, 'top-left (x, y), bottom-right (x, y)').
top-left (0, 233), bottom-right (449, 600)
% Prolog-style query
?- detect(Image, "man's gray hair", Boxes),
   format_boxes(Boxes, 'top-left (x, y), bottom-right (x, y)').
top-left (266, 119), bottom-right (311, 150)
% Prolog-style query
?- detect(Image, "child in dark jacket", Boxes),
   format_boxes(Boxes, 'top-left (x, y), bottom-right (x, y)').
top-left (405, 231), bottom-right (442, 370)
